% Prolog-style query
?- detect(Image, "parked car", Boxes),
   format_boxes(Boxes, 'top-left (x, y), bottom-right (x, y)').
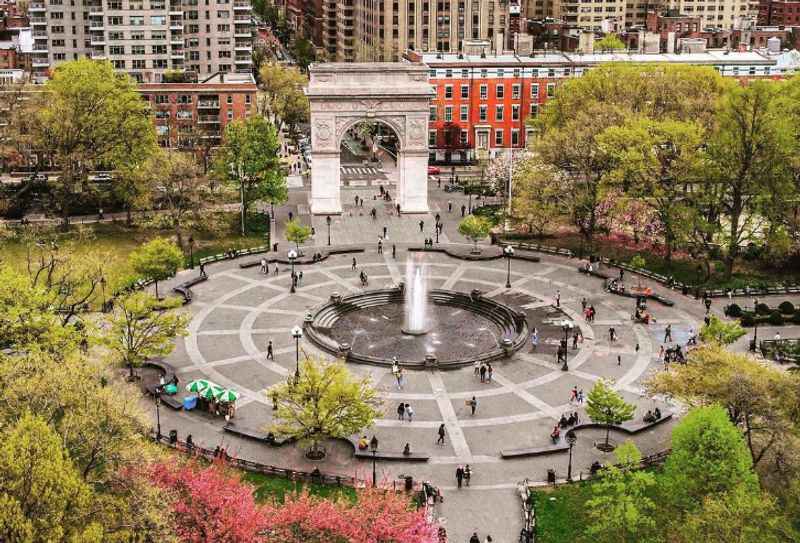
top-left (427, 166), bottom-right (441, 175)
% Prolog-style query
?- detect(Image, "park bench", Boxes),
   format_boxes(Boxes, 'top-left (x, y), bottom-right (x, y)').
top-left (353, 449), bottom-right (431, 461)
top-left (500, 443), bottom-right (570, 458)
top-left (223, 423), bottom-right (292, 446)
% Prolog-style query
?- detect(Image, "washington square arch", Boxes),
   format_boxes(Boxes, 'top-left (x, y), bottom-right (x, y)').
top-left (305, 62), bottom-right (435, 215)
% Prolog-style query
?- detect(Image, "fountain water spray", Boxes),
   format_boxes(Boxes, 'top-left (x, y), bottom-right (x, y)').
top-left (402, 257), bottom-right (429, 335)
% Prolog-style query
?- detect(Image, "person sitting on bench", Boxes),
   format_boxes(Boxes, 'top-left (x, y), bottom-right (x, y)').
top-left (358, 435), bottom-right (369, 450)
top-left (550, 425), bottom-right (561, 443)
top-left (559, 414), bottom-right (569, 428)
top-left (403, 443), bottom-right (411, 456)
top-left (653, 407), bottom-right (662, 420)
top-left (643, 410), bottom-right (656, 423)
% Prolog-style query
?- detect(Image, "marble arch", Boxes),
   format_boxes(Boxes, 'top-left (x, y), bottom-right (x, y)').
top-left (305, 62), bottom-right (435, 215)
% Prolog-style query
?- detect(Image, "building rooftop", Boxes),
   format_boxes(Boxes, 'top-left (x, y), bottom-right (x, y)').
top-left (422, 49), bottom-right (777, 66)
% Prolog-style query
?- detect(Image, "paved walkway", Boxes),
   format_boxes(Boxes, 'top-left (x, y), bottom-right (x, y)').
top-left (157, 230), bottom-right (707, 541)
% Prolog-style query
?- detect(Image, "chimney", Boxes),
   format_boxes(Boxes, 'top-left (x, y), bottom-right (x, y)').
top-left (495, 31), bottom-right (504, 56)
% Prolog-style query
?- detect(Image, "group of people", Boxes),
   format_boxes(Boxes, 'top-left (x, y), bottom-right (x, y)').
top-left (455, 464), bottom-right (473, 488)
top-left (580, 298), bottom-right (597, 322)
top-left (643, 407), bottom-right (663, 423)
top-left (558, 411), bottom-right (581, 428)
top-left (473, 361), bottom-right (493, 383)
top-left (396, 402), bottom-right (415, 421)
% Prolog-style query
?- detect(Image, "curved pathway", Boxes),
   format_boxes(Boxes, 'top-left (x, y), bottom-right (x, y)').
top-left (156, 246), bottom-right (701, 542)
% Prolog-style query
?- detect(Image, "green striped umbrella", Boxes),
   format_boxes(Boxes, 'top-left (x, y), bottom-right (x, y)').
top-left (199, 385), bottom-right (225, 400)
top-left (186, 379), bottom-right (215, 394)
top-left (215, 389), bottom-right (239, 403)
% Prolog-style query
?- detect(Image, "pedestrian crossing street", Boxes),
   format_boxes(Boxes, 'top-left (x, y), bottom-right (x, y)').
top-left (341, 165), bottom-right (383, 178)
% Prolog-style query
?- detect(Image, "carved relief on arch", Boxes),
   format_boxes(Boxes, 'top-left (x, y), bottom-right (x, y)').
top-left (312, 118), bottom-right (335, 150)
top-left (406, 116), bottom-right (428, 148)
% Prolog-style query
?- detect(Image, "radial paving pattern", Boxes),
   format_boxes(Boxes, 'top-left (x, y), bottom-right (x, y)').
top-left (167, 248), bottom-right (696, 465)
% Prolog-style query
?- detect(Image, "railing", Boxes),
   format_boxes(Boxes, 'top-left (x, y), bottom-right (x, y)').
top-left (153, 433), bottom-right (364, 487)
top-left (197, 101), bottom-right (220, 108)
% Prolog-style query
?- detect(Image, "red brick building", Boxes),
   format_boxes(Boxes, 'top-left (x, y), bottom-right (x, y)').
top-left (759, 0), bottom-right (800, 25)
top-left (138, 72), bottom-right (257, 152)
top-left (414, 49), bottom-right (796, 163)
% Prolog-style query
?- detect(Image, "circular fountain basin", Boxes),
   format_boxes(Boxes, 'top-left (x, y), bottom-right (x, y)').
top-left (304, 288), bottom-right (528, 368)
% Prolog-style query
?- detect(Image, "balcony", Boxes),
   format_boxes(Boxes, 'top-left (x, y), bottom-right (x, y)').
top-left (32, 45), bottom-right (49, 52)
top-left (233, 1), bottom-right (251, 9)
top-left (234, 15), bottom-right (251, 21)
top-left (198, 115), bottom-right (220, 123)
top-left (30, 16), bottom-right (47, 25)
top-left (234, 56), bottom-right (252, 64)
top-left (234, 30), bottom-right (252, 37)
top-left (32, 58), bottom-right (50, 67)
top-left (90, 36), bottom-right (106, 45)
top-left (33, 31), bottom-right (48, 38)
top-left (28, 2), bottom-right (46, 11)
top-left (197, 100), bottom-right (220, 108)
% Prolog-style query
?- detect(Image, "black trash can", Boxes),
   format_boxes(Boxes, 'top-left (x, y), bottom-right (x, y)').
top-left (404, 476), bottom-right (413, 491)
top-left (273, 242), bottom-right (278, 252)
top-left (169, 429), bottom-right (178, 444)
top-left (547, 469), bottom-right (556, 484)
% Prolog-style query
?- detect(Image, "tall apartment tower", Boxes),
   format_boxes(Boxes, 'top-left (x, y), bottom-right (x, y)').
top-left (329, 0), bottom-right (514, 62)
top-left (29, 0), bottom-right (252, 81)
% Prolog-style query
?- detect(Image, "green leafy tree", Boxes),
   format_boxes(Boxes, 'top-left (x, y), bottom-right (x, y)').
top-left (674, 486), bottom-right (798, 543)
top-left (292, 38), bottom-right (316, 72)
top-left (258, 62), bottom-right (310, 135)
top-left (285, 219), bottom-right (312, 252)
top-left (0, 413), bottom-right (101, 542)
top-left (266, 356), bottom-right (382, 458)
top-left (108, 291), bottom-right (189, 379)
top-left (646, 345), bottom-right (798, 470)
top-left (458, 215), bottom-right (492, 254)
top-left (129, 238), bottom-right (184, 298)
top-left (28, 59), bottom-right (156, 226)
top-left (585, 441), bottom-right (657, 543)
top-left (699, 315), bottom-right (746, 346)
top-left (510, 159), bottom-right (563, 236)
top-left (214, 116), bottom-right (284, 235)
top-left (703, 80), bottom-right (798, 278)
top-left (595, 33), bottom-right (626, 52)
top-left (598, 118), bottom-right (703, 265)
top-left (586, 379), bottom-right (636, 450)
top-left (661, 405), bottom-right (759, 513)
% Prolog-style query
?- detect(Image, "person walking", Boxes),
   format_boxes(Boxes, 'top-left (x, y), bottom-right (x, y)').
top-left (298, 270), bottom-right (303, 286)
top-left (266, 340), bottom-right (274, 360)
top-left (464, 464), bottom-right (472, 487)
top-left (581, 297), bottom-right (587, 312)
top-left (461, 204), bottom-right (466, 217)
top-left (437, 423), bottom-right (446, 445)
top-left (473, 360), bottom-right (480, 378)
top-left (570, 386), bottom-right (578, 403)
top-left (395, 367), bottom-right (404, 390)
top-left (572, 331), bottom-right (579, 350)
top-left (392, 244), bottom-right (396, 258)
top-left (383, 225), bottom-right (388, 238)
top-left (419, 220), bottom-right (424, 232)
top-left (577, 389), bottom-right (584, 404)
top-left (487, 363), bottom-right (493, 383)
top-left (617, 354), bottom-right (622, 366)
top-left (469, 534), bottom-right (480, 543)
top-left (456, 465), bottom-right (464, 489)
top-left (531, 327), bottom-right (539, 350)
top-left (391, 358), bottom-right (399, 377)
top-left (479, 364), bottom-right (487, 383)
top-left (469, 396), bottom-right (477, 415)
top-left (396, 203), bottom-right (401, 215)
top-left (405, 403), bottom-right (414, 422)
top-left (556, 289), bottom-right (561, 307)
top-left (664, 324), bottom-right (672, 343)
top-left (397, 402), bottom-right (405, 421)
top-left (259, 258), bottom-right (267, 274)
top-left (352, 257), bottom-right (357, 270)
top-left (448, 200), bottom-right (452, 212)
top-left (377, 239), bottom-right (383, 254)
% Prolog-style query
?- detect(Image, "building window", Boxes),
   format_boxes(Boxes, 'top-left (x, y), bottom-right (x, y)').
top-left (460, 84), bottom-right (469, 98)
top-left (512, 84), bottom-right (521, 99)
top-left (494, 129), bottom-right (503, 146)
top-left (461, 68), bottom-right (469, 78)
top-left (429, 106), bottom-right (437, 121)
top-left (530, 103), bottom-right (539, 116)
top-left (512, 104), bottom-right (520, 121)
top-left (480, 68), bottom-right (487, 78)
top-left (460, 130), bottom-right (468, 145)
top-left (429, 130), bottom-right (437, 146)
top-left (495, 105), bottom-right (503, 121)
top-left (531, 83), bottom-right (539, 97)
top-left (480, 84), bottom-right (487, 100)
top-left (460, 105), bottom-right (468, 122)
top-left (496, 84), bottom-right (504, 99)
top-left (546, 83), bottom-right (555, 97)
top-left (511, 129), bottom-right (519, 146)
top-left (155, 94), bottom-right (169, 104)
top-left (444, 106), bottom-right (453, 121)
top-left (444, 85), bottom-right (453, 99)
top-left (479, 105), bottom-right (487, 121)
top-left (445, 68), bottom-right (452, 77)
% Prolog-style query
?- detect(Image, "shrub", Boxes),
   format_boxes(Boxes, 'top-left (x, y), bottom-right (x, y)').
top-left (756, 303), bottom-right (771, 316)
top-left (778, 301), bottom-right (795, 315)
top-left (726, 304), bottom-right (742, 318)
top-left (740, 313), bottom-right (756, 327)
top-left (768, 311), bottom-right (784, 326)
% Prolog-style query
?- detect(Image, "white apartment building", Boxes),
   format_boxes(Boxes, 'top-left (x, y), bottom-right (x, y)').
top-left (27, 0), bottom-right (252, 82)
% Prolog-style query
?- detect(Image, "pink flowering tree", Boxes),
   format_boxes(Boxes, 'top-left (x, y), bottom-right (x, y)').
top-left (263, 488), bottom-right (439, 543)
top-left (147, 460), bottom-right (268, 543)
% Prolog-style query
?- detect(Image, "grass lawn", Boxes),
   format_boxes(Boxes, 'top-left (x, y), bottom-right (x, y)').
top-left (505, 232), bottom-right (800, 291)
top-left (242, 471), bottom-right (357, 504)
top-left (0, 213), bottom-right (270, 305)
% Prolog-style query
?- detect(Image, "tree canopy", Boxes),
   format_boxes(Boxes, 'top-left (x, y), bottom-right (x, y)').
top-left (129, 237), bottom-right (184, 298)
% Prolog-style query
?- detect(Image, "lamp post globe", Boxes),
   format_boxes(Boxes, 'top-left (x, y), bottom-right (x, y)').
top-left (370, 435), bottom-right (379, 487)
top-left (291, 325), bottom-right (303, 381)
top-left (504, 245), bottom-right (514, 288)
